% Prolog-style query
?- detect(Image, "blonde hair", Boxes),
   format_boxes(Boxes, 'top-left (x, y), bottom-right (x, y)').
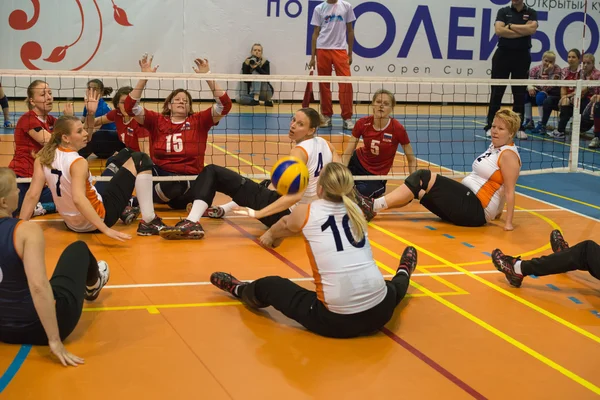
top-left (318, 162), bottom-right (368, 241)
top-left (542, 50), bottom-right (556, 60)
top-left (0, 167), bottom-right (16, 199)
top-left (26, 80), bottom-right (48, 111)
top-left (494, 109), bottom-right (520, 138)
top-left (36, 115), bottom-right (80, 168)
top-left (372, 89), bottom-right (396, 108)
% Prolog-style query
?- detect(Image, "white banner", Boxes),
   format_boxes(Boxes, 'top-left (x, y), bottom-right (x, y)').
top-left (0, 0), bottom-right (597, 84)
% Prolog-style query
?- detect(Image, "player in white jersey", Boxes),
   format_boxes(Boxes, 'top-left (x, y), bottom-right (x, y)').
top-left (159, 107), bottom-right (341, 240)
top-left (19, 96), bottom-right (168, 240)
top-left (210, 162), bottom-right (418, 338)
top-left (358, 109), bottom-right (522, 230)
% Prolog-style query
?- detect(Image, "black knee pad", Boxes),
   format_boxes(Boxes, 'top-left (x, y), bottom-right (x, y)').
top-left (131, 151), bottom-right (153, 173)
top-left (108, 148), bottom-right (134, 169)
top-left (404, 169), bottom-right (431, 199)
top-left (155, 181), bottom-right (190, 202)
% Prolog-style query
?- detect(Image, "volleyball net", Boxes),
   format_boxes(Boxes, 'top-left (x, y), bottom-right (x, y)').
top-left (1, 69), bottom-right (599, 183)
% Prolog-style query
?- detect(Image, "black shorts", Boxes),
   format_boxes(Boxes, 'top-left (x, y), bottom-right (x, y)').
top-left (347, 151), bottom-right (387, 198)
top-left (101, 167), bottom-right (136, 227)
top-left (232, 177), bottom-right (290, 228)
top-left (419, 175), bottom-right (486, 227)
top-left (152, 165), bottom-right (192, 209)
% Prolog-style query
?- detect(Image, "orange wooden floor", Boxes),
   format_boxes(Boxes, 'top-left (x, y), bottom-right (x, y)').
top-left (1, 135), bottom-right (599, 399)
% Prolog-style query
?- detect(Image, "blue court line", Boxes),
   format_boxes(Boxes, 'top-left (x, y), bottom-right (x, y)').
top-left (0, 345), bottom-right (31, 393)
top-left (546, 284), bottom-right (560, 291)
top-left (568, 297), bottom-right (583, 305)
top-left (442, 234), bottom-right (455, 239)
top-left (461, 242), bottom-right (475, 248)
top-left (425, 226), bottom-right (436, 230)
top-left (591, 311), bottom-right (600, 318)
top-left (482, 252), bottom-right (491, 257)
top-left (530, 275), bottom-right (539, 279)
top-left (411, 219), bottom-right (420, 223)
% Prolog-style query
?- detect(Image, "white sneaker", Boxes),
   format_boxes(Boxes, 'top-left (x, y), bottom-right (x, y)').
top-left (85, 261), bottom-right (110, 301)
top-left (32, 202), bottom-right (46, 217)
top-left (589, 137), bottom-right (600, 148)
top-left (343, 119), bottom-right (355, 130)
top-left (319, 115), bottom-right (332, 128)
top-left (551, 129), bottom-right (565, 139)
top-left (486, 129), bottom-right (492, 138)
top-left (516, 130), bottom-right (528, 140)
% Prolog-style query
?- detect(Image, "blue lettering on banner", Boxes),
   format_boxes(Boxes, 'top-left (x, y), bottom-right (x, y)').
top-left (448, 7), bottom-right (476, 60)
top-left (267, 0), bottom-right (280, 17)
top-left (297, 0), bottom-right (600, 65)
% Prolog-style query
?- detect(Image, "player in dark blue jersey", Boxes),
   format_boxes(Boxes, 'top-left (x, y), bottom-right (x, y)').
top-left (0, 167), bottom-right (109, 366)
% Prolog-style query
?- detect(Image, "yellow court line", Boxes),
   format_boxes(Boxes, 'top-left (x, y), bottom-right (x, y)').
top-left (372, 242), bottom-right (468, 295)
top-left (82, 292), bottom-right (467, 314)
top-left (208, 142), bottom-right (269, 174)
top-left (369, 221), bottom-right (600, 346)
top-left (373, 256), bottom-right (600, 395)
top-left (516, 184), bottom-right (600, 211)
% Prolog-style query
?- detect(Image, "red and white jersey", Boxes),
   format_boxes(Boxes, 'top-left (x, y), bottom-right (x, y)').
top-left (9, 111), bottom-right (56, 177)
top-left (461, 143), bottom-right (521, 222)
top-left (352, 116), bottom-right (410, 175)
top-left (301, 199), bottom-right (387, 314)
top-left (43, 147), bottom-right (105, 232)
top-left (295, 136), bottom-right (334, 204)
top-left (141, 108), bottom-right (215, 175)
top-left (105, 110), bottom-right (149, 152)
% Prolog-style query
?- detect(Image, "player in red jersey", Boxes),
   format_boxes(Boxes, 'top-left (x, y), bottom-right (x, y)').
top-left (341, 89), bottom-right (417, 198)
top-left (123, 53), bottom-right (232, 209)
top-left (8, 80), bottom-right (72, 215)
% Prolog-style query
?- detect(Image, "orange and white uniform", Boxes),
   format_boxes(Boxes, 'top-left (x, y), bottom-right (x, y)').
top-left (42, 147), bottom-right (105, 232)
top-left (461, 143), bottom-right (521, 222)
top-left (301, 199), bottom-right (387, 314)
top-left (295, 137), bottom-right (334, 204)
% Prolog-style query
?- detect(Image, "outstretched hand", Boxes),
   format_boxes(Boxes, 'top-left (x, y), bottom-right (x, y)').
top-left (49, 340), bottom-right (84, 367)
top-left (84, 88), bottom-right (100, 116)
top-left (232, 207), bottom-right (256, 218)
top-left (193, 58), bottom-right (210, 74)
top-left (139, 53), bottom-right (159, 73)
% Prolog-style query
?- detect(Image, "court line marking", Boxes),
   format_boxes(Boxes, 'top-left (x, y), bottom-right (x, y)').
top-left (516, 191), bottom-right (600, 223)
top-left (516, 184), bottom-right (600, 211)
top-left (103, 270), bottom-right (500, 289)
top-left (368, 221), bottom-right (600, 347)
top-left (372, 246), bottom-right (600, 395)
top-left (0, 345), bottom-right (31, 394)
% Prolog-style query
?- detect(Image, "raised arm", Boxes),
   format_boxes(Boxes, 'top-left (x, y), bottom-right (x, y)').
top-left (192, 58), bottom-right (232, 124)
top-left (17, 221), bottom-right (84, 366)
top-left (125, 53), bottom-right (159, 124)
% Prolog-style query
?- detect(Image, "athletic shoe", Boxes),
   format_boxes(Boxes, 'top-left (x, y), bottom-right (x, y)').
top-left (120, 205), bottom-right (140, 225)
top-left (85, 261), bottom-right (110, 301)
top-left (202, 206), bottom-right (225, 219)
top-left (32, 202), bottom-right (47, 217)
top-left (589, 137), bottom-right (600, 148)
top-left (210, 272), bottom-right (246, 298)
top-left (159, 219), bottom-right (205, 240)
top-left (550, 229), bottom-right (569, 253)
top-left (343, 119), bottom-right (355, 130)
top-left (137, 215), bottom-right (167, 236)
top-left (397, 246), bottom-right (418, 277)
top-left (320, 115), bottom-right (332, 128)
top-left (353, 188), bottom-right (377, 222)
top-left (491, 249), bottom-right (523, 288)
top-left (516, 130), bottom-right (528, 140)
top-left (3, 120), bottom-right (13, 128)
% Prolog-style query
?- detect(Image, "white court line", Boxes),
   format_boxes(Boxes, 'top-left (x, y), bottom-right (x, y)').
top-left (105, 270), bottom-right (501, 289)
top-left (29, 208), bottom-right (561, 223)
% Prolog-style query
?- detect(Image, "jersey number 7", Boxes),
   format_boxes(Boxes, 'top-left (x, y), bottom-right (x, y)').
top-left (51, 169), bottom-right (63, 197)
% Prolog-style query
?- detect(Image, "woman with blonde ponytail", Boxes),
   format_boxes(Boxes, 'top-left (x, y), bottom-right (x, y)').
top-left (19, 89), bottom-right (169, 241)
top-left (210, 162), bottom-right (418, 339)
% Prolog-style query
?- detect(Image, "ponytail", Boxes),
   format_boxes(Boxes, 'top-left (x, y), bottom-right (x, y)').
top-left (36, 115), bottom-right (79, 168)
top-left (318, 162), bottom-right (368, 241)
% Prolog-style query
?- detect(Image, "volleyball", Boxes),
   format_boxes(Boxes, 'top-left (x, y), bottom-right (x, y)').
top-left (270, 156), bottom-right (309, 196)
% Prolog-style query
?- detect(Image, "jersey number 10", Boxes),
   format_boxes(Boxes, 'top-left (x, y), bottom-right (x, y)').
top-left (321, 214), bottom-right (365, 252)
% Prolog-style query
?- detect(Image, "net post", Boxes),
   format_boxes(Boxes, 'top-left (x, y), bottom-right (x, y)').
top-left (569, 80), bottom-right (583, 172)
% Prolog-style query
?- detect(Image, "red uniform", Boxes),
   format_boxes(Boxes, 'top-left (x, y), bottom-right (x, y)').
top-left (9, 111), bottom-right (56, 177)
top-left (352, 116), bottom-right (410, 175)
top-left (140, 108), bottom-right (215, 175)
top-left (104, 110), bottom-right (149, 152)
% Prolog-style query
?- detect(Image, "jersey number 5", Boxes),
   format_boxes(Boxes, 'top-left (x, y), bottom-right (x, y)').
top-left (370, 140), bottom-right (380, 155)
top-left (321, 214), bottom-right (365, 252)
top-left (166, 133), bottom-right (184, 153)
top-left (51, 169), bottom-right (63, 197)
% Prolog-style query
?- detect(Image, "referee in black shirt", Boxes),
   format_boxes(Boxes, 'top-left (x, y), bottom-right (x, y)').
top-left (485, 0), bottom-right (538, 140)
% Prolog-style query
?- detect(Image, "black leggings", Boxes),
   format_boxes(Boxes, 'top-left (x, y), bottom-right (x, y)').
top-left (419, 175), bottom-right (487, 227)
top-left (240, 273), bottom-right (410, 339)
top-left (521, 240), bottom-right (600, 280)
top-left (192, 164), bottom-right (290, 227)
top-left (98, 167), bottom-right (136, 228)
top-left (0, 241), bottom-right (100, 345)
